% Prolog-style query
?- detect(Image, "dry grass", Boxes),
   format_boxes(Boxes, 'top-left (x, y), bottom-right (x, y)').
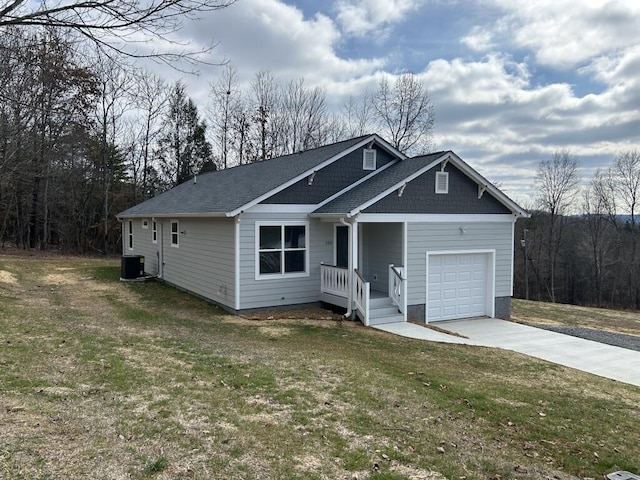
top-left (512, 299), bottom-right (640, 336)
top-left (1, 253), bottom-right (639, 480)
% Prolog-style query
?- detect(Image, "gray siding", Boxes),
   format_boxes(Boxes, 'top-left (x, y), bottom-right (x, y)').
top-left (125, 218), bottom-right (160, 275)
top-left (238, 212), bottom-right (333, 310)
top-left (158, 217), bottom-right (236, 310)
top-left (364, 164), bottom-right (511, 214)
top-left (263, 147), bottom-right (398, 204)
top-left (406, 221), bottom-right (514, 305)
top-left (360, 223), bottom-right (403, 292)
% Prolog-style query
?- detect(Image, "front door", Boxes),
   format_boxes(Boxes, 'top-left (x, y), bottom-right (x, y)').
top-left (335, 225), bottom-right (349, 268)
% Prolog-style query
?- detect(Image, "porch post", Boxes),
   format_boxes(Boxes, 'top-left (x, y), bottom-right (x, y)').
top-left (351, 217), bottom-right (359, 318)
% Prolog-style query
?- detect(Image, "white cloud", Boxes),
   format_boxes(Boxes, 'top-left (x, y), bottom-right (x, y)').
top-left (420, 52), bottom-right (640, 199)
top-left (477, 0), bottom-right (640, 69)
top-left (335, 0), bottom-right (424, 37)
top-left (460, 25), bottom-right (496, 52)
top-left (140, 0), bottom-right (387, 104)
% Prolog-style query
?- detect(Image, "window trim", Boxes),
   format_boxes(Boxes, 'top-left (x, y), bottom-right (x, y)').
top-left (255, 221), bottom-right (309, 280)
top-left (363, 148), bottom-right (377, 170)
top-left (152, 219), bottom-right (157, 244)
top-left (170, 220), bottom-right (179, 248)
top-left (435, 171), bottom-right (449, 194)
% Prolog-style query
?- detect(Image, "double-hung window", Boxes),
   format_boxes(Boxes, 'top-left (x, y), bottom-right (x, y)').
top-left (171, 220), bottom-right (179, 247)
top-left (257, 223), bottom-right (308, 278)
top-left (152, 219), bottom-right (157, 244)
top-left (127, 220), bottom-right (134, 250)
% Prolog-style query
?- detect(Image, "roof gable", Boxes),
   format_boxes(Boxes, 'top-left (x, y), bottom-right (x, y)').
top-left (313, 151), bottom-right (528, 218)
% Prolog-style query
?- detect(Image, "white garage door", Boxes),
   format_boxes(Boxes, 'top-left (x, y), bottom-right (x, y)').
top-left (427, 253), bottom-right (489, 322)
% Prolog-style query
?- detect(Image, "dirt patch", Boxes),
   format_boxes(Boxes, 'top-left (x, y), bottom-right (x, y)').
top-left (242, 306), bottom-right (344, 322)
top-left (0, 270), bottom-right (17, 284)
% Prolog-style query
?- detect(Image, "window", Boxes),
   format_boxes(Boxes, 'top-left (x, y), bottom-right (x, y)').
top-left (363, 148), bottom-right (376, 170)
top-left (435, 171), bottom-right (449, 194)
top-left (171, 220), bottom-right (179, 247)
top-left (257, 223), bottom-right (308, 277)
top-left (152, 219), bottom-right (157, 244)
top-left (142, 219), bottom-right (149, 229)
top-left (127, 220), bottom-right (133, 250)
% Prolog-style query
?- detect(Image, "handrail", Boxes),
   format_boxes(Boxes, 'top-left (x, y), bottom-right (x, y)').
top-left (320, 263), bottom-right (349, 298)
top-left (353, 269), bottom-right (370, 326)
top-left (388, 264), bottom-right (405, 315)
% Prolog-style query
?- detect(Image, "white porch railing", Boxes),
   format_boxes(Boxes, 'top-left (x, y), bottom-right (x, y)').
top-left (320, 263), bottom-right (350, 297)
top-left (353, 269), bottom-right (370, 326)
top-left (389, 264), bottom-right (406, 316)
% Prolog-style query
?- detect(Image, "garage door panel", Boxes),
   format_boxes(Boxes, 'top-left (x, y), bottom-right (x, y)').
top-left (428, 253), bottom-right (490, 322)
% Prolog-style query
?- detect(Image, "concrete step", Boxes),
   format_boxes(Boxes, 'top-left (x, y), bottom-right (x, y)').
top-left (370, 296), bottom-right (393, 307)
top-left (368, 313), bottom-right (405, 326)
top-left (369, 305), bottom-right (400, 317)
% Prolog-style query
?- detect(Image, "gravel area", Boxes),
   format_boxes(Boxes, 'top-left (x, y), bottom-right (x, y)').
top-left (530, 324), bottom-right (640, 352)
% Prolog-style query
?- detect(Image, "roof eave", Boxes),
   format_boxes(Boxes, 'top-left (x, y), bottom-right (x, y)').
top-left (116, 212), bottom-right (228, 220)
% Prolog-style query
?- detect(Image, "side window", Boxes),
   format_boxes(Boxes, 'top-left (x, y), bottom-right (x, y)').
top-left (152, 219), bottom-right (157, 244)
top-left (171, 220), bottom-right (179, 247)
top-left (127, 220), bottom-right (133, 250)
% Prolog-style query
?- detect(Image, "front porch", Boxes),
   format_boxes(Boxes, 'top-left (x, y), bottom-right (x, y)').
top-left (320, 263), bottom-right (407, 326)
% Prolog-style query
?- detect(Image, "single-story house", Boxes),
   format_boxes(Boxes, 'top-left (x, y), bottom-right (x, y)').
top-left (117, 133), bottom-right (528, 326)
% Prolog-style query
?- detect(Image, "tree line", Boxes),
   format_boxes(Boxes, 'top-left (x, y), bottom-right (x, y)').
top-left (514, 150), bottom-right (640, 310)
top-left (0, 25), bottom-right (435, 254)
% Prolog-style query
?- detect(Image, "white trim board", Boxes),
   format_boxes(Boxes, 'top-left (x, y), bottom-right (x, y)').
top-left (337, 213), bottom-right (517, 223)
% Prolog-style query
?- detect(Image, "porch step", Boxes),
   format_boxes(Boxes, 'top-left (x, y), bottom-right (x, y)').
top-left (368, 297), bottom-right (403, 326)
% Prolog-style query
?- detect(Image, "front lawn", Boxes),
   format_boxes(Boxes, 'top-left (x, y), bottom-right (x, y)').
top-left (1, 254), bottom-right (638, 479)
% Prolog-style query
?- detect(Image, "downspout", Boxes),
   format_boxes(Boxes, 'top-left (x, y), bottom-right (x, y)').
top-left (340, 217), bottom-right (354, 319)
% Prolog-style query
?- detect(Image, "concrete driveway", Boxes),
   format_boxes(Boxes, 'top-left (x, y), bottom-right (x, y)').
top-left (374, 318), bottom-right (640, 388)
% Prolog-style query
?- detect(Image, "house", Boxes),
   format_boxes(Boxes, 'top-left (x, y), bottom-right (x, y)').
top-left (117, 134), bottom-right (528, 326)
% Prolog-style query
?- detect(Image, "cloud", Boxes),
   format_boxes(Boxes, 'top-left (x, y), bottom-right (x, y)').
top-left (460, 25), bottom-right (496, 52)
top-left (420, 52), bottom-right (640, 199)
top-left (335, 0), bottom-right (424, 37)
top-left (474, 0), bottom-right (640, 69)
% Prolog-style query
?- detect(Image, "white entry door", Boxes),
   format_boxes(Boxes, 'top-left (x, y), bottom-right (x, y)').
top-left (427, 252), bottom-right (491, 322)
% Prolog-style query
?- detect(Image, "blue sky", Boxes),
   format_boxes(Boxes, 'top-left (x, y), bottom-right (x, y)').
top-left (152, 0), bottom-right (640, 205)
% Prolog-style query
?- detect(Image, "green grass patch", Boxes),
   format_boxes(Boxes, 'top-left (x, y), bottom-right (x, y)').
top-left (1, 254), bottom-right (638, 479)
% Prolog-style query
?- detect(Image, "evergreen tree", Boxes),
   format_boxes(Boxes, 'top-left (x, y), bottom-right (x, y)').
top-left (156, 82), bottom-right (212, 186)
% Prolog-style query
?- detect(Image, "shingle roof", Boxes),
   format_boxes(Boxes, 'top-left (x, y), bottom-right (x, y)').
top-left (117, 135), bottom-right (372, 217)
top-left (312, 151), bottom-right (447, 215)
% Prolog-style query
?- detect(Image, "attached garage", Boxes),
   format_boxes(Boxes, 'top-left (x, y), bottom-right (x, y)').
top-left (426, 251), bottom-right (495, 322)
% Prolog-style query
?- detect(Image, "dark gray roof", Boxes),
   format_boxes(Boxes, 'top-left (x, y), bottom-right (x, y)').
top-left (313, 151), bottom-right (447, 215)
top-left (118, 135), bottom-right (372, 217)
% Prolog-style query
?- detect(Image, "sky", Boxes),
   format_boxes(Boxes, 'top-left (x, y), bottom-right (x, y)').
top-left (147, 0), bottom-right (640, 205)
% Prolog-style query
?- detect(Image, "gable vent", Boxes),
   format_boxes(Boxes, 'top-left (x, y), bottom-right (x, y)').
top-left (435, 171), bottom-right (449, 194)
top-left (363, 148), bottom-right (377, 170)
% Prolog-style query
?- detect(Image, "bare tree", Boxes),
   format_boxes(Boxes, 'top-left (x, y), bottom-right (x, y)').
top-left (1, 0), bottom-right (236, 65)
top-left (535, 150), bottom-right (580, 302)
top-left (209, 64), bottom-right (241, 169)
top-left (249, 70), bottom-right (279, 161)
top-left (92, 53), bottom-right (132, 254)
top-left (131, 70), bottom-right (167, 198)
top-left (280, 77), bottom-right (327, 153)
top-left (342, 92), bottom-right (373, 137)
top-left (611, 150), bottom-right (640, 228)
top-left (372, 72), bottom-right (435, 155)
top-left (582, 170), bottom-right (619, 307)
